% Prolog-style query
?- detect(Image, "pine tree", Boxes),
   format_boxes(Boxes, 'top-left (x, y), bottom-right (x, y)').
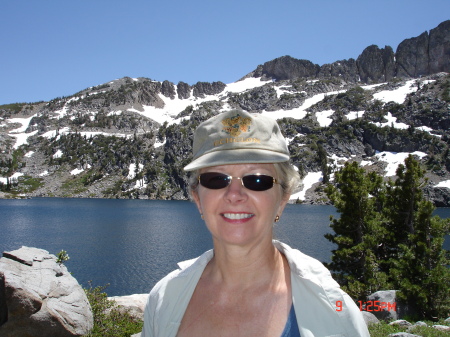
top-left (317, 143), bottom-right (329, 183)
top-left (386, 155), bottom-right (450, 319)
top-left (385, 155), bottom-right (426, 243)
top-left (327, 156), bottom-right (450, 318)
top-left (325, 161), bottom-right (390, 299)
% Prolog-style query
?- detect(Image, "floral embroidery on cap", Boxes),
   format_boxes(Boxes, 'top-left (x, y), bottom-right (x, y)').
top-left (221, 114), bottom-right (252, 137)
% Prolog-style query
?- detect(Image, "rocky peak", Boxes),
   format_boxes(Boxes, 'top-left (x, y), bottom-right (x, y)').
top-left (428, 20), bottom-right (450, 74)
top-left (356, 45), bottom-right (396, 83)
top-left (397, 20), bottom-right (450, 78)
top-left (177, 81), bottom-right (191, 99)
top-left (245, 20), bottom-right (450, 84)
top-left (192, 81), bottom-right (226, 97)
top-left (161, 80), bottom-right (176, 99)
top-left (317, 58), bottom-right (360, 82)
top-left (250, 55), bottom-right (320, 81)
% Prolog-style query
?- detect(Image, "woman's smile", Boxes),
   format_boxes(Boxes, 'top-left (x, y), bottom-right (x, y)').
top-left (221, 212), bottom-right (255, 221)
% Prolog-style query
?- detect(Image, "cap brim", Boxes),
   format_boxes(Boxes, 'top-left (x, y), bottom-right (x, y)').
top-left (184, 149), bottom-right (290, 171)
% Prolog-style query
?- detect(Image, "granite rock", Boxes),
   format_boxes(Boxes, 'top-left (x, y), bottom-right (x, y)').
top-left (108, 293), bottom-right (149, 321)
top-left (0, 246), bottom-right (93, 337)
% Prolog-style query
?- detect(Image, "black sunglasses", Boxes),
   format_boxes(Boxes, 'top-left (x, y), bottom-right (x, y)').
top-left (198, 172), bottom-right (279, 191)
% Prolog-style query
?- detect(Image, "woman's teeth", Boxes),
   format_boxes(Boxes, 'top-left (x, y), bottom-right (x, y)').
top-left (222, 213), bottom-right (254, 220)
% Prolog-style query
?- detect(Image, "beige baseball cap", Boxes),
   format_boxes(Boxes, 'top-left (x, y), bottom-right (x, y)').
top-left (184, 109), bottom-right (290, 171)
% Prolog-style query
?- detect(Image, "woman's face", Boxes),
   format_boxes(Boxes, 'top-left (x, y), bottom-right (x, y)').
top-left (192, 163), bottom-right (290, 248)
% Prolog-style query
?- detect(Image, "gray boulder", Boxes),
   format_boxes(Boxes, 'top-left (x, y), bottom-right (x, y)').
top-left (361, 311), bottom-right (380, 326)
top-left (0, 246), bottom-right (93, 336)
top-left (409, 321), bottom-right (428, 329)
top-left (108, 293), bottom-right (149, 320)
top-left (367, 290), bottom-right (416, 321)
top-left (366, 290), bottom-right (399, 321)
top-left (389, 320), bottom-right (413, 328)
top-left (432, 324), bottom-right (450, 332)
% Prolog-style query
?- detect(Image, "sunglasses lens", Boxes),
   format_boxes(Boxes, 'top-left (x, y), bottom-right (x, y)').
top-left (199, 173), bottom-right (230, 189)
top-left (242, 175), bottom-right (274, 191)
top-left (199, 173), bottom-right (275, 191)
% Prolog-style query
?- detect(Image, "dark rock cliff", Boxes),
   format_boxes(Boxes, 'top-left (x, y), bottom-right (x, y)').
top-left (245, 20), bottom-right (450, 84)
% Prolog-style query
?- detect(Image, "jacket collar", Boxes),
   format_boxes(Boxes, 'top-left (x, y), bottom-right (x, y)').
top-left (175, 241), bottom-right (299, 274)
top-left (177, 248), bottom-right (213, 273)
top-left (175, 240), bottom-right (335, 285)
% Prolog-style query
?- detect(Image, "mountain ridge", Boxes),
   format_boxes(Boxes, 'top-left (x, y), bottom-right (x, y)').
top-left (0, 20), bottom-right (449, 205)
top-left (243, 20), bottom-right (449, 83)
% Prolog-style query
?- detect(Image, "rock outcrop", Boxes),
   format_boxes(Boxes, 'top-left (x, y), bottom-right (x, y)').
top-left (177, 81), bottom-right (191, 99)
top-left (365, 290), bottom-right (418, 322)
top-left (161, 80), bottom-right (176, 99)
top-left (252, 56), bottom-right (320, 81)
top-left (246, 20), bottom-right (450, 83)
top-left (0, 246), bottom-right (93, 337)
top-left (356, 45), bottom-right (396, 83)
top-left (361, 311), bottom-right (380, 326)
top-left (192, 81), bottom-right (226, 97)
top-left (397, 20), bottom-right (450, 77)
top-left (108, 293), bottom-right (149, 321)
top-left (366, 290), bottom-right (400, 321)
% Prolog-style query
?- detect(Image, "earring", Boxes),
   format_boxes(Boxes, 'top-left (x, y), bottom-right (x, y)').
top-left (200, 213), bottom-right (204, 220)
top-left (274, 215), bottom-right (280, 223)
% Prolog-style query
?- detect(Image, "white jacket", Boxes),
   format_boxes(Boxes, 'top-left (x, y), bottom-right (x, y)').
top-left (141, 241), bottom-right (369, 337)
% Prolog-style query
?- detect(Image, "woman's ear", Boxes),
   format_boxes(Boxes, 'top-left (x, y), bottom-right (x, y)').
top-left (277, 192), bottom-right (290, 219)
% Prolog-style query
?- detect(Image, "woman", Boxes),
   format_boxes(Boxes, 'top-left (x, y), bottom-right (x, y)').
top-left (141, 110), bottom-right (369, 337)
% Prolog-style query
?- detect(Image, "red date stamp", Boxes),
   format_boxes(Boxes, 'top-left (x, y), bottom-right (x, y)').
top-left (335, 300), bottom-right (397, 312)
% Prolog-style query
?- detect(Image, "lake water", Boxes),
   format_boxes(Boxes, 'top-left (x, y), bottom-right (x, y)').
top-left (1, 198), bottom-right (449, 296)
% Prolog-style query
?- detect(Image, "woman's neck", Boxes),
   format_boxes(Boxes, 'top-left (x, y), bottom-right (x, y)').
top-left (205, 240), bottom-right (286, 289)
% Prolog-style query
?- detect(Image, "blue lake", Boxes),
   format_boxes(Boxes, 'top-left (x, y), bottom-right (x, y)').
top-left (1, 198), bottom-right (449, 296)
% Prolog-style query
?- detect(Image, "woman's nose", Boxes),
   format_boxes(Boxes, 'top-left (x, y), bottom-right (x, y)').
top-left (224, 177), bottom-right (247, 202)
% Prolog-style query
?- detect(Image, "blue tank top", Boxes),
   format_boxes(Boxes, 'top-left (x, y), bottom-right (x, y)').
top-left (279, 304), bottom-right (301, 337)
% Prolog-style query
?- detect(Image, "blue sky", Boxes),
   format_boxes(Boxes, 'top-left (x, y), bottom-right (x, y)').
top-left (1, 0), bottom-right (448, 105)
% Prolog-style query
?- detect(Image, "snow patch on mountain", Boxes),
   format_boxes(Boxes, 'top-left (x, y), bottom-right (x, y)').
top-left (375, 151), bottom-right (428, 176)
